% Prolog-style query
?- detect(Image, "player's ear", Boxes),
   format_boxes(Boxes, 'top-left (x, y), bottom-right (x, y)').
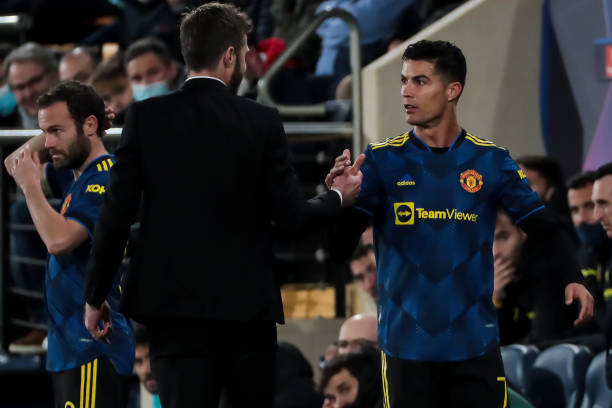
top-left (83, 115), bottom-right (99, 138)
top-left (446, 81), bottom-right (462, 102)
top-left (222, 46), bottom-right (235, 69)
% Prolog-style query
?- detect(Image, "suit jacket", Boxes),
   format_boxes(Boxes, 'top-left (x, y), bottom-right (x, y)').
top-left (84, 77), bottom-right (341, 324)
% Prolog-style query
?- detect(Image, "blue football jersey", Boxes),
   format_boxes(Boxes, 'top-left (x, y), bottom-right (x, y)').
top-left (45, 155), bottom-right (134, 374)
top-left (357, 130), bottom-right (543, 362)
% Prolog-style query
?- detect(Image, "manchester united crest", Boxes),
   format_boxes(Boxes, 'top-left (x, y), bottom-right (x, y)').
top-left (60, 194), bottom-right (72, 215)
top-left (459, 170), bottom-right (483, 193)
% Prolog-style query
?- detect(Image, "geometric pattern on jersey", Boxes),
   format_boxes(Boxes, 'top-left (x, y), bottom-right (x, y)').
top-left (357, 130), bottom-right (542, 362)
top-left (45, 155), bottom-right (134, 374)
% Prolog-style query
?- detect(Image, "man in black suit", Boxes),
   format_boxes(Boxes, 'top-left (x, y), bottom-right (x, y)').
top-left (83, 3), bottom-right (364, 407)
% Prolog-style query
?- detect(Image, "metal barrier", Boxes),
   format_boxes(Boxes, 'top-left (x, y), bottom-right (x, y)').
top-left (256, 8), bottom-right (363, 155)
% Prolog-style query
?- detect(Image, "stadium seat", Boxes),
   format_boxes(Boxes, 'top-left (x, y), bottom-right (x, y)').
top-left (527, 344), bottom-right (593, 408)
top-left (501, 344), bottom-right (539, 395)
top-left (580, 351), bottom-right (612, 408)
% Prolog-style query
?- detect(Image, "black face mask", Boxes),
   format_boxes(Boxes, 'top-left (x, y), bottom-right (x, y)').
top-left (575, 223), bottom-right (608, 247)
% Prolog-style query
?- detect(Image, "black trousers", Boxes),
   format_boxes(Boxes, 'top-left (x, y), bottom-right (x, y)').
top-left (382, 348), bottom-right (507, 408)
top-left (148, 320), bottom-right (277, 408)
top-left (51, 356), bottom-right (130, 408)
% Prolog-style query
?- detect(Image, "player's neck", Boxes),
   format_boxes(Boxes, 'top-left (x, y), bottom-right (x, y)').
top-left (413, 110), bottom-right (461, 148)
top-left (75, 144), bottom-right (109, 179)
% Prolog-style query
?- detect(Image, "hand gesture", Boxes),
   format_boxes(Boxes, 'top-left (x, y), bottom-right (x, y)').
top-left (10, 145), bottom-right (42, 191)
top-left (103, 107), bottom-right (115, 133)
top-left (493, 257), bottom-right (515, 304)
top-left (565, 283), bottom-right (594, 325)
top-left (325, 149), bottom-right (353, 189)
top-left (84, 301), bottom-right (113, 344)
top-left (331, 153), bottom-right (365, 207)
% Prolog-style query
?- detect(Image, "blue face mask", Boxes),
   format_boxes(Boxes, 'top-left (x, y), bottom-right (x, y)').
top-left (132, 81), bottom-right (170, 101)
top-left (0, 84), bottom-right (17, 116)
top-left (108, 0), bottom-right (126, 8)
top-left (575, 223), bottom-right (608, 247)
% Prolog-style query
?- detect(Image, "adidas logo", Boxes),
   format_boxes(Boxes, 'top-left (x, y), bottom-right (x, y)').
top-left (397, 173), bottom-right (416, 186)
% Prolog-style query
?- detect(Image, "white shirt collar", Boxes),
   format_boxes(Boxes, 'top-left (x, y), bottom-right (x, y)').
top-left (185, 76), bottom-right (226, 86)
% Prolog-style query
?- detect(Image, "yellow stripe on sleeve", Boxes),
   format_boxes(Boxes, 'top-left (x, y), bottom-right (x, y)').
top-left (96, 164), bottom-right (102, 172)
top-left (107, 159), bottom-right (114, 169)
top-left (101, 161), bottom-right (108, 171)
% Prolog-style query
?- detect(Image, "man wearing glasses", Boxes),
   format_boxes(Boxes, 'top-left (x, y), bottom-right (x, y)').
top-left (3, 42), bottom-right (59, 129)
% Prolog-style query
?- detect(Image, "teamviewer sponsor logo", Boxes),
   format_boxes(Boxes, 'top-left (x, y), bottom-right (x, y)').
top-left (394, 202), bottom-right (415, 225)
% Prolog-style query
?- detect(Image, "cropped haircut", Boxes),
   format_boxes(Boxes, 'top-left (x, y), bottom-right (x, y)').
top-left (180, 2), bottom-right (252, 72)
top-left (567, 171), bottom-right (596, 190)
top-left (125, 37), bottom-right (173, 66)
top-left (402, 40), bottom-right (466, 89)
top-left (37, 81), bottom-right (106, 137)
top-left (3, 42), bottom-right (58, 83)
top-left (90, 53), bottom-right (127, 86)
top-left (350, 244), bottom-right (374, 262)
top-left (515, 155), bottom-right (565, 188)
top-left (595, 162), bottom-right (612, 181)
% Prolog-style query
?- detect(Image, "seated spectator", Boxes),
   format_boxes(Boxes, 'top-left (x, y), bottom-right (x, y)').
top-left (90, 54), bottom-right (133, 126)
top-left (0, 42), bottom-right (17, 122)
top-left (3, 42), bottom-right (59, 128)
top-left (59, 46), bottom-right (100, 83)
top-left (320, 350), bottom-right (382, 408)
top-left (565, 171), bottom-right (610, 349)
top-left (276, 342), bottom-right (323, 408)
top-left (493, 209), bottom-right (580, 347)
top-left (349, 244), bottom-right (377, 300)
top-left (593, 162), bottom-right (612, 239)
top-left (336, 314), bottom-right (378, 355)
top-left (516, 155), bottom-right (576, 242)
top-left (124, 37), bottom-right (186, 101)
top-left (133, 324), bottom-right (161, 408)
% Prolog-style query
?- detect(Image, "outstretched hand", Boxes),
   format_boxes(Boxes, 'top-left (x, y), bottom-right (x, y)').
top-left (84, 301), bottom-right (113, 344)
top-left (330, 152), bottom-right (365, 207)
top-left (325, 149), bottom-right (353, 189)
top-left (565, 283), bottom-right (594, 325)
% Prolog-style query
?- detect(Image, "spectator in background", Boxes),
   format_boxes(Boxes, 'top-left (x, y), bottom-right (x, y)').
top-left (0, 42), bottom-right (17, 124)
top-left (90, 54), bottom-right (134, 126)
top-left (133, 324), bottom-right (162, 408)
top-left (59, 47), bottom-right (101, 83)
top-left (275, 342), bottom-right (323, 408)
top-left (336, 314), bottom-right (378, 355)
top-left (565, 171), bottom-right (611, 348)
top-left (124, 37), bottom-right (186, 101)
top-left (493, 209), bottom-right (582, 347)
top-left (349, 244), bottom-right (377, 300)
top-left (3, 42), bottom-right (59, 128)
top-left (320, 351), bottom-right (382, 408)
top-left (594, 163), bottom-right (612, 239)
top-left (516, 155), bottom-right (576, 241)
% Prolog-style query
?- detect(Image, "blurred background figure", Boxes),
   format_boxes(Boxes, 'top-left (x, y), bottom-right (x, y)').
top-left (59, 46), bottom-right (101, 83)
top-left (89, 53), bottom-right (134, 126)
top-left (0, 42), bottom-right (18, 125)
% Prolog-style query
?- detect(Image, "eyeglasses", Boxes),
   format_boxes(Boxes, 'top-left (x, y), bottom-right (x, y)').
top-left (9, 70), bottom-right (48, 93)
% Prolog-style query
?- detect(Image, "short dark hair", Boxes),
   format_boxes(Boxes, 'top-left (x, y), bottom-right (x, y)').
top-left (350, 244), bottom-right (374, 262)
top-left (402, 40), bottom-right (466, 90)
top-left (320, 351), bottom-right (381, 407)
top-left (90, 53), bottom-right (126, 86)
top-left (180, 2), bottom-right (252, 72)
top-left (133, 322), bottom-right (150, 346)
top-left (515, 155), bottom-right (565, 188)
top-left (595, 162), bottom-right (612, 181)
top-left (125, 37), bottom-right (173, 66)
top-left (3, 42), bottom-right (58, 83)
top-left (37, 81), bottom-right (105, 137)
top-left (567, 171), bottom-right (596, 190)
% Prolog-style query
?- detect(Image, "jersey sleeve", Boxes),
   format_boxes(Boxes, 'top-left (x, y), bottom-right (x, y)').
top-left (63, 172), bottom-right (109, 238)
top-left (45, 163), bottom-right (74, 199)
top-left (496, 150), bottom-right (544, 223)
top-left (354, 146), bottom-right (383, 216)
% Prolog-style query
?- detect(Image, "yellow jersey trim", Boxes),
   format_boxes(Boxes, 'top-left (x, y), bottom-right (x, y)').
top-left (465, 133), bottom-right (506, 150)
top-left (371, 132), bottom-right (410, 150)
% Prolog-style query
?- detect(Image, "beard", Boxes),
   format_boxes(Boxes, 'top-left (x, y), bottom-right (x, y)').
top-left (51, 127), bottom-right (91, 170)
top-left (228, 61), bottom-right (244, 94)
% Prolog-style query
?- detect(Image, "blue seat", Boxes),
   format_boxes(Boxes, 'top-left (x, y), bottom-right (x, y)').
top-left (528, 344), bottom-right (593, 408)
top-left (501, 344), bottom-right (539, 395)
top-left (580, 351), bottom-right (612, 408)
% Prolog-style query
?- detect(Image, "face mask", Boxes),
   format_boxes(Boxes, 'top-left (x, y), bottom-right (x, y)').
top-left (575, 223), bottom-right (608, 247)
top-left (108, 0), bottom-right (125, 8)
top-left (0, 84), bottom-right (17, 116)
top-left (132, 81), bottom-right (170, 101)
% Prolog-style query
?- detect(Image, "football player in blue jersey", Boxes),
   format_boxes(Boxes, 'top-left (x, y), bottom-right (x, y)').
top-left (5, 81), bottom-right (134, 408)
top-left (326, 40), bottom-right (594, 407)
